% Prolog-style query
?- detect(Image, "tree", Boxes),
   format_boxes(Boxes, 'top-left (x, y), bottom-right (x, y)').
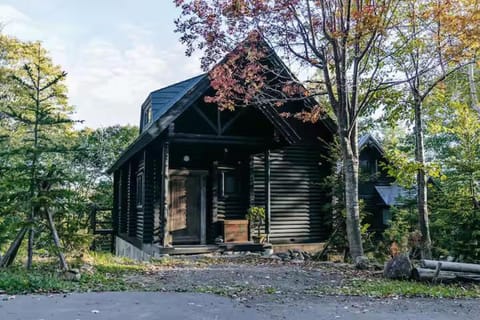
top-left (175, 0), bottom-right (406, 260)
top-left (73, 125), bottom-right (138, 207)
top-left (386, 0), bottom-right (478, 258)
top-left (424, 67), bottom-right (480, 261)
top-left (53, 125), bottom-right (138, 251)
top-left (0, 35), bottom-right (75, 270)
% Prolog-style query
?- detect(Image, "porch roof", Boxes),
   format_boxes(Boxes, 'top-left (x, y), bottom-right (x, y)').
top-left (375, 184), bottom-right (414, 206)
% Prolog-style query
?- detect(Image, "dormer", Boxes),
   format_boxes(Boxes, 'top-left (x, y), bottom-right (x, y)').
top-left (138, 74), bottom-right (208, 133)
top-left (139, 97), bottom-right (153, 132)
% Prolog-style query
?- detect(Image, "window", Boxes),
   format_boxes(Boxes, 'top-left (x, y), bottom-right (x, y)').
top-left (224, 173), bottom-right (238, 194)
top-left (143, 106), bottom-right (152, 127)
top-left (219, 169), bottom-right (241, 197)
top-left (360, 159), bottom-right (378, 175)
top-left (382, 208), bottom-right (392, 226)
top-left (136, 171), bottom-right (144, 208)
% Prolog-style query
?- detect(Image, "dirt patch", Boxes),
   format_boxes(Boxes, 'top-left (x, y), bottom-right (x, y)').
top-left (124, 255), bottom-right (372, 301)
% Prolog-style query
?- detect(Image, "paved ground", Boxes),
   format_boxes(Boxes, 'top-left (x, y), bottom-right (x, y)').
top-left (1, 292), bottom-right (479, 320)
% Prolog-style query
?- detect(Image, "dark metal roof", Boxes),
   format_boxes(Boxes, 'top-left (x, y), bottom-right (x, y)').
top-left (375, 184), bottom-right (415, 206)
top-left (142, 74), bottom-right (208, 132)
top-left (359, 133), bottom-right (385, 155)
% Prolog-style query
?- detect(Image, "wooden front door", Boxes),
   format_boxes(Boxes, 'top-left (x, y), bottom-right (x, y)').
top-left (169, 171), bottom-right (206, 244)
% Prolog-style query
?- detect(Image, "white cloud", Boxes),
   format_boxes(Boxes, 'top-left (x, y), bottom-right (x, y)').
top-left (68, 28), bottom-right (203, 127)
top-left (0, 5), bottom-right (203, 128)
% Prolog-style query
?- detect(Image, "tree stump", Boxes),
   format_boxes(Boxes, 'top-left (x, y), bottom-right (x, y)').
top-left (384, 254), bottom-right (413, 279)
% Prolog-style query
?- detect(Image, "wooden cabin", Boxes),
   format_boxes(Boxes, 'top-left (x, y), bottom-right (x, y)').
top-left (108, 54), bottom-right (336, 258)
top-left (358, 134), bottom-right (412, 234)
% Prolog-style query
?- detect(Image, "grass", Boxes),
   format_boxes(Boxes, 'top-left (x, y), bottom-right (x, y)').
top-left (0, 268), bottom-right (68, 294)
top-left (0, 253), bottom-right (150, 294)
top-left (310, 278), bottom-right (480, 298)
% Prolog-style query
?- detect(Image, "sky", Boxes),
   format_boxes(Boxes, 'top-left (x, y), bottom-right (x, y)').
top-left (0, 0), bottom-right (203, 128)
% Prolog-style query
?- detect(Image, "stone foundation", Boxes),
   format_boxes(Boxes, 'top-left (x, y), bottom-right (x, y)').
top-left (115, 237), bottom-right (152, 261)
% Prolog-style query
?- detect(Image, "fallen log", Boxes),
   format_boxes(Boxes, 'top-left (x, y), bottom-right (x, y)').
top-left (412, 267), bottom-right (480, 283)
top-left (421, 259), bottom-right (480, 274)
top-left (412, 267), bottom-right (456, 282)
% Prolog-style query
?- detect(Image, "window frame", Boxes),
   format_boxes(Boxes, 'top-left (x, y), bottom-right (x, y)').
top-left (136, 170), bottom-right (144, 209)
top-left (218, 167), bottom-right (241, 199)
top-left (143, 106), bottom-right (152, 127)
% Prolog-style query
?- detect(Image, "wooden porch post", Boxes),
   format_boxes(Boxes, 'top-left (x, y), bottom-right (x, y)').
top-left (264, 149), bottom-right (271, 242)
top-left (162, 142), bottom-right (170, 247)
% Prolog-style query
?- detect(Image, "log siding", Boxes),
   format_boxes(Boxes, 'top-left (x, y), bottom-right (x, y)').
top-left (252, 144), bottom-right (330, 243)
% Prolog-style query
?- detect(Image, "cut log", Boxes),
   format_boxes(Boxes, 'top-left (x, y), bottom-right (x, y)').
top-left (412, 267), bottom-right (457, 282)
top-left (412, 267), bottom-right (480, 283)
top-left (421, 259), bottom-right (480, 274)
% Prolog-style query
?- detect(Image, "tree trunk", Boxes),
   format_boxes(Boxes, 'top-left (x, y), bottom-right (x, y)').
top-left (0, 227), bottom-right (28, 268)
top-left (46, 208), bottom-right (68, 271)
top-left (26, 223), bottom-right (34, 269)
top-left (340, 130), bottom-right (364, 260)
top-left (468, 62), bottom-right (480, 115)
top-left (414, 98), bottom-right (432, 259)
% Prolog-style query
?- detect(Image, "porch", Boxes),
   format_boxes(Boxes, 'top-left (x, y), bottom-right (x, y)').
top-left (113, 126), bottom-right (278, 253)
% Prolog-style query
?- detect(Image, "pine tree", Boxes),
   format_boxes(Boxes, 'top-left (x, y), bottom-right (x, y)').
top-left (0, 35), bottom-right (75, 270)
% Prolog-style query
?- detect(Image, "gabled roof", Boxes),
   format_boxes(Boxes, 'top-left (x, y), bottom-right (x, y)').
top-left (359, 134), bottom-right (384, 155)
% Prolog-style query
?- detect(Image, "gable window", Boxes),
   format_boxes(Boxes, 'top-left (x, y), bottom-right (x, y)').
top-left (143, 106), bottom-right (152, 127)
top-left (136, 171), bottom-right (144, 208)
top-left (360, 159), bottom-right (378, 175)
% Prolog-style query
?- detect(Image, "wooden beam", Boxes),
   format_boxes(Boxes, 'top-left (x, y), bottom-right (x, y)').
top-left (170, 133), bottom-right (269, 145)
top-left (220, 108), bottom-right (248, 135)
top-left (264, 149), bottom-right (271, 241)
top-left (161, 142), bottom-right (170, 247)
top-left (217, 108), bottom-right (221, 135)
top-left (192, 103), bottom-right (219, 134)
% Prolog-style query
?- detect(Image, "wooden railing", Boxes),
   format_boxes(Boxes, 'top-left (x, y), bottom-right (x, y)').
top-left (89, 205), bottom-right (114, 253)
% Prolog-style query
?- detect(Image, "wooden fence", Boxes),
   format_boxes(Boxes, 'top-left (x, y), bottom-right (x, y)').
top-left (89, 205), bottom-right (114, 253)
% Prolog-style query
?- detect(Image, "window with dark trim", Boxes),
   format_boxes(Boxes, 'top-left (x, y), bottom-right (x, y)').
top-left (360, 159), bottom-right (378, 175)
top-left (218, 168), bottom-right (241, 198)
top-left (136, 171), bottom-right (144, 208)
top-left (143, 106), bottom-right (152, 127)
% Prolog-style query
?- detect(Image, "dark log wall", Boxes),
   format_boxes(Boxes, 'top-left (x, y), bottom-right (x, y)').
top-left (118, 166), bottom-right (129, 234)
top-left (127, 162), bottom-right (137, 238)
top-left (152, 156), bottom-right (162, 244)
top-left (252, 144), bottom-right (331, 243)
top-left (135, 160), bottom-right (145, 242)
top-left (142, 149), bottom-right (154, 243)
